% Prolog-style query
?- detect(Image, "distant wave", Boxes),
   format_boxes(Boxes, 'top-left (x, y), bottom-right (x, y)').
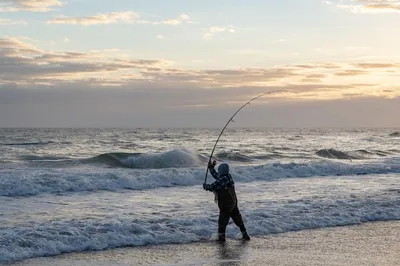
top-left (389, 132), bottom-right (400, 137)
top-left (85, 148), bottom-right (351, 168)
top-left (1, 158), bottom-right (400, 197)
top-left (16, 149), bottom-right (287, 169)
top-left (19, 155), bottom-right (72, 161)
top-left (83, 149), bottom-right (313, 167)
top-left (215, 151), bottom-right (254, 162)
top-left (315, 148), bottom-right (396, 160)
top-left (316, 149), bottom-right (356, 160)
top-left (7, 146), bottom-right (400, 170)
top-left (85, 152), bottom-right (142, 168)
top-left (3, 141), bottom-right (54, 146)
top-left (287, 135), bottom-right (303, 141)
top-left (12, 149), bottom-right (204, 169)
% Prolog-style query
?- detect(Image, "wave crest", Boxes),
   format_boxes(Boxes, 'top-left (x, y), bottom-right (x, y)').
top-left (87, 149), bottom-right (201, 169)
top-left (1, 158), bottom-right (400, 197)
top-left (315, 148), bottom-right (396, 160)
top-left (316, 148), bottom-right (355, 160)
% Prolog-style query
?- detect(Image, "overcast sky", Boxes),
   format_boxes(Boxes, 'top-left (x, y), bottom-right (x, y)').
top-left (0, 0), bottom-right (399, 128)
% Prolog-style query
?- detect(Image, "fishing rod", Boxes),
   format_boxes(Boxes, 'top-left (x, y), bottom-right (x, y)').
top-left (204, 90), bottom-right (285, 184)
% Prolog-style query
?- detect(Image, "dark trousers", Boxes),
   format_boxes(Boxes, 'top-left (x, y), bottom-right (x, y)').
top-left (218, 204), bottom-right (246, 235)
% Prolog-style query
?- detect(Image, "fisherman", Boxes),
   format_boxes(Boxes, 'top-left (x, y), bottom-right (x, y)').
top-left (203, 160), bottom-right (250, 242)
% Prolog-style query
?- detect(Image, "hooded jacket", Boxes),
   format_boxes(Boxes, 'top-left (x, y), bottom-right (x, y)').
top-left (206, 163), bottom-right (238, 209)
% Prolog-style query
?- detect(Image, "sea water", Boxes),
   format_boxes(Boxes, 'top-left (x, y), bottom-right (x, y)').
top-left (0, 128), bottom-right (399, 263)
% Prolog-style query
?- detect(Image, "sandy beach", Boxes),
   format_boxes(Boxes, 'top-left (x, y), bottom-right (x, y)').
top-left (8, 221), bottom-right (400, 266)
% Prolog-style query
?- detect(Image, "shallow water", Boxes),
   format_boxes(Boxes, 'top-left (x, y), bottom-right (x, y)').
top-left (1, 128), bottom-right (399, 263)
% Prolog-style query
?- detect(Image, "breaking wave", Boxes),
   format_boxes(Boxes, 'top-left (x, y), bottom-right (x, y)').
top-left (16, 147), bottom-right (399, 170)
top-left (86, 149), bottom-right (203, 169)
top-left (1, 158), bottom-right (400, 197)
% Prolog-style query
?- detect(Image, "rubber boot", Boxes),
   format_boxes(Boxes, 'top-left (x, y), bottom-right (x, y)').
top-left (240, 226), bottom-right (250, 240)
top-left (217, 233), bottom-right (226, 242)
top-left (242, 231), bottom-right (250, 240)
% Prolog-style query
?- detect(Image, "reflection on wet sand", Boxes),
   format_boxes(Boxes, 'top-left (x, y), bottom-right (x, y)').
top-left (215, 240), bottom-right (250, 266)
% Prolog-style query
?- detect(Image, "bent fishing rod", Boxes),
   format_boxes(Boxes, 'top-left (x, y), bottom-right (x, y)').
top-left (204, 90), bottom-right (285, 184)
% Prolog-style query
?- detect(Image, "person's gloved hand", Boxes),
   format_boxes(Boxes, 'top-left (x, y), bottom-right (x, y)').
top-left (208, 160), bottom-right (217, 169)
top-left (203, 183), bottom-right (211, 191)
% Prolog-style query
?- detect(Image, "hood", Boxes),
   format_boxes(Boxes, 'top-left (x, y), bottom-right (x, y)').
top-left (218, 163), bottom-right (229, 176)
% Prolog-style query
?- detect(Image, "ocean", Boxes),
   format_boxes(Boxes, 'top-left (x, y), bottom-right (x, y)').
top-left (0, 128), bottom-right (399, 264)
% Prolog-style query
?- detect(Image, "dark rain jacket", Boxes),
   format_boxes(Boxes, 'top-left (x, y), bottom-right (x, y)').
top-left (205, 164), bottom-right (238, 210)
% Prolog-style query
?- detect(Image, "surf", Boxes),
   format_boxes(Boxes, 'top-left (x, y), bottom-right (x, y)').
top-left (1, 158), bottom-right (400, 197)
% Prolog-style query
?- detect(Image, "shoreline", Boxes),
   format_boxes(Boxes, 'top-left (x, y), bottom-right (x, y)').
top-left (9, 220), bottom-right (400, 266)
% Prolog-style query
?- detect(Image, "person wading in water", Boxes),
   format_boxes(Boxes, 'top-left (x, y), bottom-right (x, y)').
top-left (203, 160), bottom-right (250, 242)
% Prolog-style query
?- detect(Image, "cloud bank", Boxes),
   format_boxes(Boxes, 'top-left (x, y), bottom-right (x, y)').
top-left (47, 12), bottom-right (194, 26)
top-left (1, 36), bottom-right (399, 102)
top-left (0, 0), bottom-right (64, 12)
top-left (0, 37), bottom-right (399, 127)
top-left (47, 12), bottom-right (139, 25)
top-left (0, 18), bottom-right (27, 25)
top-left (326, 0), bottom-right (400, 13)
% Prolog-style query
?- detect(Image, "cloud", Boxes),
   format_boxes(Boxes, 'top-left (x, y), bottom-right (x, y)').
top-left (0, 0), bottom-right (64, 12)
top-left (0, 18), bottom-right (27, 25)
top-left (0, 36), bottom-right (42, 55)
top-left (307, 74), bottom-right (327, 78)
top-left (159, 19), bottom-right (180, 25)
top-left (203, 25), bottom-right (235, 40)
top-left (155, 14), bottom-right (193, 25)
top-left (137, 14), bottom-right (194, 26)
top-left (334, 69), bottom-right (369, 76)
top-left (47, 11), bottom-right (139, 25)
top-left (356, 62), bottom-right (400, 68)
top-left (327, 0), bottom-right (400, 13)
top-left (47, 12), bottom-right (194, 26)
top-left (1, 36), bottom-right (399, 105)
top-left (156, 35), bottom-right (164, 39)
top-left (301, 78), bottom-right (324, 83)
top-left (0, 37), bottom-right (170, 84)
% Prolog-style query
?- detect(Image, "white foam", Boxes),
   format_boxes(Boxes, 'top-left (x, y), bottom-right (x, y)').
top-left (1, 158), bottom-right (400, 197)
top-left (1, 177), bottom-right (400, 264)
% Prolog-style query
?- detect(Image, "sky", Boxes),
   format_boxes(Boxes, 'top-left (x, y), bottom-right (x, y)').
top-left (0, 0), bottom-right (399, 128)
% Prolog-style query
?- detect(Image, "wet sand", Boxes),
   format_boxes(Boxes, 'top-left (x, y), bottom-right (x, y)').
top-left (9, 221), bottom-right (400, 266)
